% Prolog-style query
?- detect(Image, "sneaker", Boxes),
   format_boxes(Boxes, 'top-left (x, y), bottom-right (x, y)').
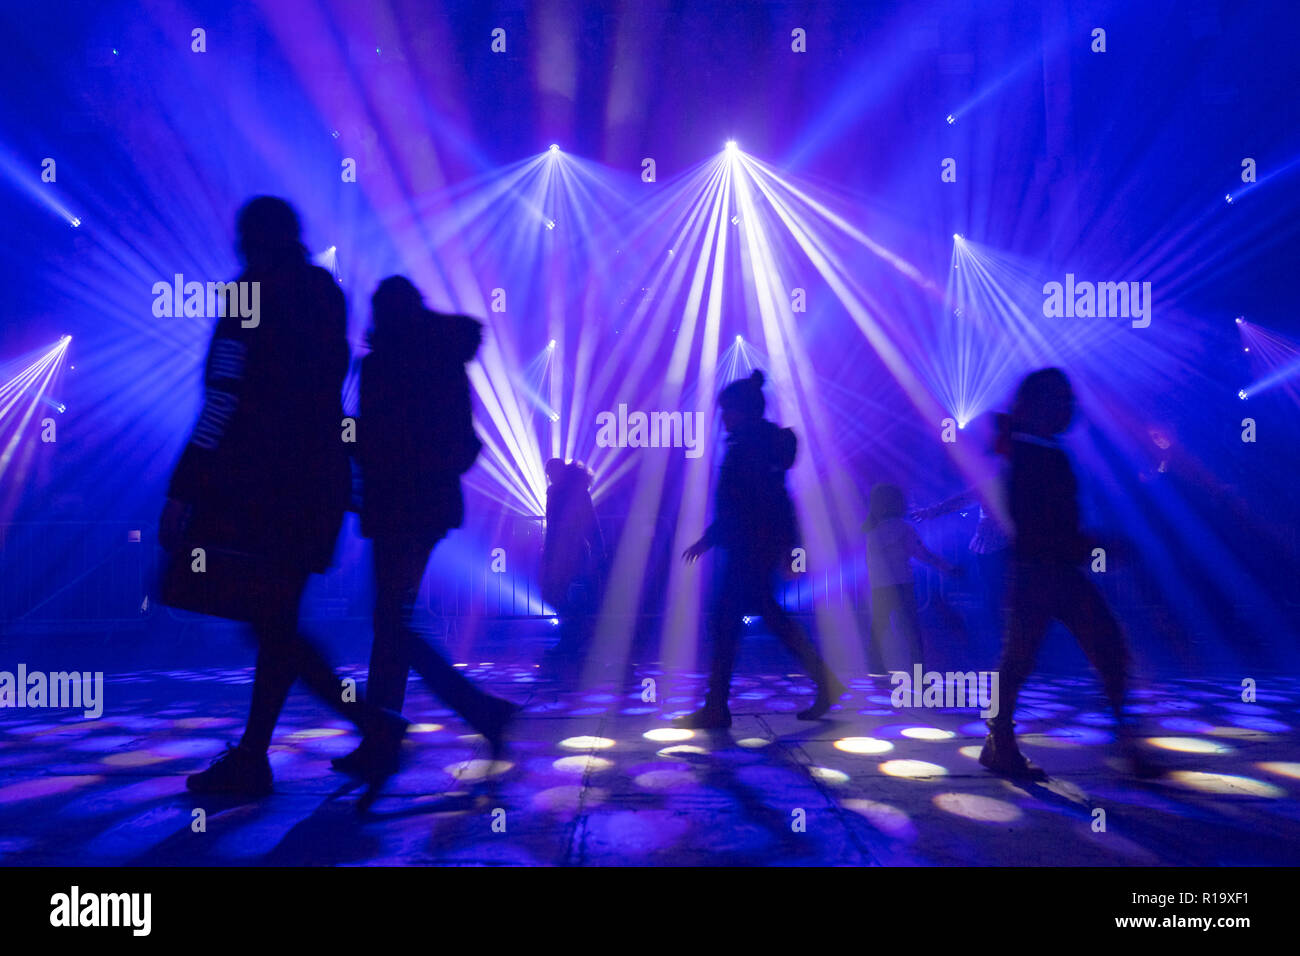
top-left (978, 726), bottom-right (1047, 780)
top-left (186, 743), bottom-right (273, 797)
top-left (798, 675), bottom-right (848, 720)
top-left (672, 704), bottom-right (732, 730)
top-left (330, 743), bottom-right (371, 777)
top-left (1117, 735), bottom-right (1163, 779)
top-left (476, 697), bottom-right (521, 765)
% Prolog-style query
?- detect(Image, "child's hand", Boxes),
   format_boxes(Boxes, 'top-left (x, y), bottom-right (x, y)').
top-left (682, 539), bottom-right (710, 564)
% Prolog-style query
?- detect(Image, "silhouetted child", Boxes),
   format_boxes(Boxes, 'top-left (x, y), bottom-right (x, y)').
top-left (163, 197), bottom-right (406, 799)
top-left (331, 276), bottom-right (517, 781)
top-left (980, 367), bottom-right (1154, 779)
top-left (676, 370), bottom-right (844, 729)
top-left (541, 458), bottom-right (604, 664)
top-left (862, 483), bottom-right (960, 673)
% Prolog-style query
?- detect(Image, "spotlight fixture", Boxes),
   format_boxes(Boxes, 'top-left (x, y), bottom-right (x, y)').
top-left (1235, 316), bottom-right (1245, 325)
top-left (547, 339), bottom-right (556, 350)
top-left (725, 140), bottom-right (738, 153)
top-left (953, 233), bottom-right (963, 241)
top-left (549, 143), bottom-right (559, 152)
top-left (69, 217), bottom-right (81, 228)
top-left (1225, 194), bottom-right (1233, 204)
top-left (1238, 389), bottom-right (1248, 400)
top-left (946, 114), bottom-right (955, 125)
top-left (735, 335), bottom-right (742, 343)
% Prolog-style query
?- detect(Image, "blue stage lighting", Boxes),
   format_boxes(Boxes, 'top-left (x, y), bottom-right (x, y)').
top-left (725, 140), bottom-right (738, 153)
top-left (946, 114), bottom-right (955, 125)
top-left (549, 144), bottom-right (559, 152)
top-left (1235, 316), bottom-right (1245, 325)
top-left (1238, 389), bottom-right (1248, 400)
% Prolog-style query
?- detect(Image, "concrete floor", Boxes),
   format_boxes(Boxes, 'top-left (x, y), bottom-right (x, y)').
top-left (1, 633), bottom-right (1298, 866)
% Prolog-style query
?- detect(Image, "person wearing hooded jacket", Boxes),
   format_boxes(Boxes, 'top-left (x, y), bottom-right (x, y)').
top-left (331, 276), bottom-right (517, 779)
top-left (675, 370), bottom-right (845, 729)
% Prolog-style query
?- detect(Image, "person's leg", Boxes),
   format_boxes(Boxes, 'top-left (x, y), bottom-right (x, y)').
top-left (867, 587), bottom-right (891, 674)
top-left (369, 533), bottom-right (433, 712)
top-left (673, 551), bottom-right (745, 728)
top-left (704, 565), bottom-right (746, 712)
top-left (895, 584), bottom-right (924, 666)
top-left (979, 562), bottom-right (1054, 777)
top-left (1057, 569), bottom-right (1131, 726)
top-left (377, 531), bottom-right (517, 747)
top-left (239, 577), bottom-right (309, 754)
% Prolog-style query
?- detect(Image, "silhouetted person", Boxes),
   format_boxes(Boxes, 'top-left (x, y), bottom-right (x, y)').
top-left (911, 411), bottom-right (1010, 660)
top-left (979, 367), bottom-right (1154, 778)
top-left (676, 370), bottom-right (844, 729)
top-left (541, 458), bottom-right (604, 665)
top-left (160, 196), bottom-right (405, 798)
top-left (862, 483), bottom-right (960, 673)
top-left (331, 276), bottom-right (517, 777)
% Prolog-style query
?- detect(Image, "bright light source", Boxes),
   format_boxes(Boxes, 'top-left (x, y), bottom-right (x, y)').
top-left (1238, 389), bottom-right (1248, 400)
top-left (725, 140), bottom-right (738, 152)
top-left (69, 217), bottom-right (81, 228)
top-left (952, 233), bottom-right (963, 241)
top-left (1225, 194), bottom-right (1233, 203)
top-left (1235, 316), bottom-right (1245, 325)
top-left (735, 335), bottom-right (742, 343)
top-left (945, 114), bottom-right (956, 125)
top-left (547, 339), bottom-right (556, 350)
top-left (549, 143), bottom-right (559, 152)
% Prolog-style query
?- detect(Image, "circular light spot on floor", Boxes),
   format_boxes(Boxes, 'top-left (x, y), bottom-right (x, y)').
top-left (101, 750), bottom-right (170, 767)
top-left (1166, 772), bottom-right (1284, 798)
top-left (933, 792), bottom-right (1023, 822)
top-left (736, 738), bottom-right (770, 748)
top-left (834, 736), bottom-right (894, 755)
top-left (444, 759), bottom-right (513, 782)
top-left (657, 745), bottom-right (708, 757)
top-left (957, 744), bottom-right (984, 760)
top-left (808, 766), bottom-right (850, 785)
top-left (644, 728), bottom-right (693, 743)
top-left (1146, 736), bottom-right (1232, 754)
top-left (552, 755), bottom-right (614, 774)
top-left (558, 735), bottom-right (616, 751)
top-left (285, 727), bottom-right (348, 741)
top-left (0, 775), bottom-right (104, 805)
top-left (900, 727), bottom-right (955, 741)
top-left (1207, 726), bottom-right (1264, 738)
top-left (842, 799), bottom-right (915, 837)
top-left (633, 769), bottom-right (696, 790)
top-left (880, 759), bottom-right (948, 778)
top-left (1257, 762), bottom-right (1300, 780)
top-left (408, 723), bottom-right (443, 733)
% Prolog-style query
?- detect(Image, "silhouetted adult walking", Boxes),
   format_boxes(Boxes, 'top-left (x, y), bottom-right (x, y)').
top-left (331, 277), bottom-right (517, 777)
top-left (980, 367), bottom-right (1154, 778)
top-left (161, 196), bottom-right (405, 798)
top-left (676, 370), bottom-right (844, 729)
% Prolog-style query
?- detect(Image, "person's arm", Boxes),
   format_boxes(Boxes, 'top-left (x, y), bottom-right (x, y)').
top-left (911, 487), bottom-right (977, 521)
top-left (161, 322), bottom-right (247, 549)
